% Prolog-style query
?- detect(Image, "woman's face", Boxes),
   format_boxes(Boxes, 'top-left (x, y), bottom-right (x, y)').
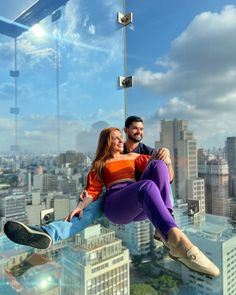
top-left (110, 130), bottom-right (124, 154)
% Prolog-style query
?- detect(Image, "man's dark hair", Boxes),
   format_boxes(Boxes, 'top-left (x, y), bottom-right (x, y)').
top-left (125, 115), bottom-right (143, 128)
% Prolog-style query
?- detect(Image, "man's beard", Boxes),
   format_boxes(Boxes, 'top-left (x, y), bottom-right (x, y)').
top-left (128, 134), bottom-right (143, 143)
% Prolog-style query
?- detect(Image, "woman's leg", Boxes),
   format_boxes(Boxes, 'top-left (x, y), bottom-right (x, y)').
top-left (43, 195), bottom-right (104, 243)
top-left (4, 195), bottom-right (105, 248)
top-left (103, 180), bottom-right (177, 238)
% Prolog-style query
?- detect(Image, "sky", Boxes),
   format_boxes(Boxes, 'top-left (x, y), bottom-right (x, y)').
top-left (0, 0), bottom-right (236, 154)
top-left (126, 0), bottom-right (236, 150)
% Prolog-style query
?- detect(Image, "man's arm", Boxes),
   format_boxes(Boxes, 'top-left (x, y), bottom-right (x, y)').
top-left (150, 148), bottom-right (174, 182)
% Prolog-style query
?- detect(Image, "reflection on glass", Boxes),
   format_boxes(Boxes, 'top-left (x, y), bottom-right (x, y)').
top-left (0, 0), bottom-right (127, 294)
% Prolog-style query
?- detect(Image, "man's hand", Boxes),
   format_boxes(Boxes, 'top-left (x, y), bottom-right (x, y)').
top-left (152, 147), bottom-right (174, 182)
top-left (155, 148), bottom-right (172, 165)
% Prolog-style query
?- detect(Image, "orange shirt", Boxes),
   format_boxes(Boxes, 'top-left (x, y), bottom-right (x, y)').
top-left (86, 155), bottom-right (150, 201)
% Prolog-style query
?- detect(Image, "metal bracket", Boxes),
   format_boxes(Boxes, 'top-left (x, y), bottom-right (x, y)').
top-left (10, 107), bottom-right (20, 114)
top-left (118, 76), bottom-right (133, 88)
top-left (10, 70), bottom-right (20, 77)
top-left (117, 12), bottom-right (133, 26)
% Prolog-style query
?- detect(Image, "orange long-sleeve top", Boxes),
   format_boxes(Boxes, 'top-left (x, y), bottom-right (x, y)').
top-left (86, 154), bottom-right (150, 201)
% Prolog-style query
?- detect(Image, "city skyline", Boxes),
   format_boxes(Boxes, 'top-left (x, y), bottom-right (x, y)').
top-left (0, 118), bottom-right (235, 294)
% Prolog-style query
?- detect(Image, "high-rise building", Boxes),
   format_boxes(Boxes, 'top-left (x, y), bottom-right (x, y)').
top-left (199, 154), bottom-right (230, 217)
top-left (162, 209), bottom-right (236, 295)
top-left (181, 215), bottom-right (236, 295)
top-left (53, 195), bottom-right (77, 220)
top-left (57, 177), bottom-right (77, 194)
top-left (0, 192), bottom-right (27, 225)
top-left (109, 220), bottom-right (151, 256)
top-left (61, 224), bottom-right (130, 295)
top-left (226, 137), bottom-right (236, 196)
top-left (33, 174), bottom-right (58, 193)
top-left (155, 119), bottom-right (205, 213)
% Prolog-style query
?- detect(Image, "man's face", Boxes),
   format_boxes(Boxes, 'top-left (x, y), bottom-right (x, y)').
top-left (125, 121), bottom-right (144, 143)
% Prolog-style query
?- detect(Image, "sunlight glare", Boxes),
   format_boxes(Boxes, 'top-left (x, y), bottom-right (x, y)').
top-left (31, 24), bottom-right (46, 38)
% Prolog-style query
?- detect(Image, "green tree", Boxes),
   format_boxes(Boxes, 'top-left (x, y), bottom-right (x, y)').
top-left (131, 255), bottom-right (142, 267)
top-left (147, 274), bottom-right (180, 295)
top-left (130, 284), bottom-right (157, 295)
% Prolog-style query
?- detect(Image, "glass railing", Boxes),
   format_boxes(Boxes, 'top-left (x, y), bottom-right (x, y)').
top-left (1, 1), bottom-right (236, 294)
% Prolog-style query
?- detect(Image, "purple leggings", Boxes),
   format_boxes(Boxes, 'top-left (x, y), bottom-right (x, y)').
top-left (103, 160), bottom-right (177, 238)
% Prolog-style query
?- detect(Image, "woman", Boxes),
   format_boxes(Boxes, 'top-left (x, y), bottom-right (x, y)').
top-left (4, 127), bottom-right (219, 277)
top-left (77, 127), bottom-right (219, 277)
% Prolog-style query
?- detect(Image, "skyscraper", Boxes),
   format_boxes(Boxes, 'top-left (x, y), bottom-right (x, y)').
top-left (181, 215), bottom-right (236, 295)
top-left (33, 174), bottom-right (58, 193)
top-left (61, 224), bottom-right (130, 295)
top-left (0, 192), bottom-right (27, 225)
top-left (226, 137), bottom-right (236, 196)
top-left (109, 220), bottom-right (151, 256)
top-left (155, 119), bottom-right (205, 213)
top-left (199, 153), bottom-right (230, 217)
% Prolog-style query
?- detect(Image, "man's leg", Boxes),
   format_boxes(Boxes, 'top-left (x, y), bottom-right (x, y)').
top-left (103, 180), bottom-right (220, 277)
top-left (140, 160), bottom-right (175, 243)
top-left (103, 180), bottom-right (177, 238)
top-left (140, 160), bottom-right (174, 211)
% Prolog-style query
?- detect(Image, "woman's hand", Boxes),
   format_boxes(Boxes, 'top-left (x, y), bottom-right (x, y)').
top-left (64, 190), bottom-right (94, 222)
top-left (65, 206), bottom-right (83, 222)
top-left (79, 190), bottom-right (89, 202)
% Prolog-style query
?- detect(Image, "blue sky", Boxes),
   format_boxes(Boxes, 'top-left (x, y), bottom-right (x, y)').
top-left (127, 0), bottom-right (236, 149)
top-left (0, 0), bottom-right (236, 153)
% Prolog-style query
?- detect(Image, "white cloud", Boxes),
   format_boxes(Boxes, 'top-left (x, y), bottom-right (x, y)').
top-left (75, 121), bottom-right (109, 152)
top-left (0, 41), bottom-right (14, 62)
top-left (0, 117), bottom-right (13, 130)
top-left (0, 113), bottom-right (124, 153)
top-left (88, 24), bottom-right (96, 35)
top-left (62, 0), bottom-right (123, 76)
top-left (0, 83), bottom-right (14, 101)
top-left (134, 5), bottom-right (236, 148)
top-left (90, 108), bottom-right (124, 122)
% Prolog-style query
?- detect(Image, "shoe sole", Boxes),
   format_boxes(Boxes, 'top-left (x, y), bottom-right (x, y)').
top-left (4, 221), bottom-right (52, 249)
top-left (168, 253), bottom-right (218, 277)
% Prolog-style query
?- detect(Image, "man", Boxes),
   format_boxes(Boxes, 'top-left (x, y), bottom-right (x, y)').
top-left (123, 115), bottom-right (174, 182)
top-left (123, 115), bottom-right (174, 245)
top-left (4, 116), bottom-right (174, 248)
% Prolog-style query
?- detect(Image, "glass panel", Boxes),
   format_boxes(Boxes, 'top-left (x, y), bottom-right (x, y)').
top-left (126, 0), bottom-right (236, 294)
top-left (0, 0), bottom-right (125, 294)
top-left (0, 0), bottom-right (124, 154)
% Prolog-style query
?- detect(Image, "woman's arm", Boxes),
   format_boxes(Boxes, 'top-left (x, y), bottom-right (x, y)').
top-left (65, 190), bottom-right (93, 221)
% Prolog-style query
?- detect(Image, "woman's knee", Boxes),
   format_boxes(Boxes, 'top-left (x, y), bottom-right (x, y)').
top-left (149, 159), bottom-right (165, 167)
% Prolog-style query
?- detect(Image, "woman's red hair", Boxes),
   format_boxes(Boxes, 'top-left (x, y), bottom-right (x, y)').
top-left (91, 127), bottom-right (121, 181)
